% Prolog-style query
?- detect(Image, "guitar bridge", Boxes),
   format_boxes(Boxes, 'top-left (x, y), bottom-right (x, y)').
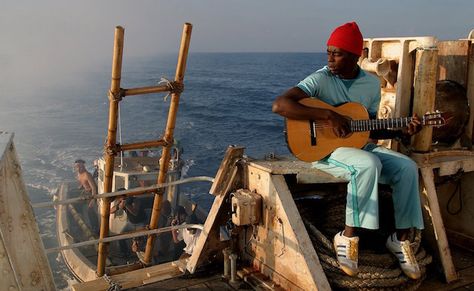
top-left (309, 120), bottom-right (317, 146)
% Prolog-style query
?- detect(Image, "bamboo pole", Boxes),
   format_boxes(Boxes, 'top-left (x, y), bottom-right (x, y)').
top-left (97, 26), bottom-right (125, 277)
top-left (123, 84), bottom-right (170, 96)
top-left (412, 47), bottom-right (438, 152)
top-left (118, 139), bottom-right (168, 152)
top-left (143, 23), bottom-right (193, 264)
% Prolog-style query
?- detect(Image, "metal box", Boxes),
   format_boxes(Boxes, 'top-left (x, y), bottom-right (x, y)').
top-left (231, 189), bottom-right (262, 226)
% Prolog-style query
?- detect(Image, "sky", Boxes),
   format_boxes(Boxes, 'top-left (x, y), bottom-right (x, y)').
top-left (0, 0), bottom-right (473, 100)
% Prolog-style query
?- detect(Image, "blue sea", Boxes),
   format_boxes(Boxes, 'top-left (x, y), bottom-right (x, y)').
top-left (1, 52), bottom-right (326, 288)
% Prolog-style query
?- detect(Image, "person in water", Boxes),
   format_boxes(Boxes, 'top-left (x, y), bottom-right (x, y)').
top-left (74, 159), bottom-right (99, 233)
top-left (272, 22), bottom-right (424, 279)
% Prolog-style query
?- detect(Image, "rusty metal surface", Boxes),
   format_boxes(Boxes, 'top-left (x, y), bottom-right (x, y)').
top-left (433, 80), bottom-right (469, 145)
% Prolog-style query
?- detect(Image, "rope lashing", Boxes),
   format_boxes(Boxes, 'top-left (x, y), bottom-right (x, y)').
top-left (104, 143), bottom-right (120, 156)
top-left (158, 77), bottom-right (184, 101)
top-left (108, 88), bottom-right (125, 102)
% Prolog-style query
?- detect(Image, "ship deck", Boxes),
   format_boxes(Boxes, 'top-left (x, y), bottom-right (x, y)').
top-left (131, 245), bottom-right (474, 291)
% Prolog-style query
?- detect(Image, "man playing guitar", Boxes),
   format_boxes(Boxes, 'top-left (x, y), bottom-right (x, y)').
top-left (272, 22), bottom-right (424, 279)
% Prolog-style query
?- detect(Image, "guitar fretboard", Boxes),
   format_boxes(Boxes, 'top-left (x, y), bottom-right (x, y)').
top-left (350, 117), bottom-right (414, 132)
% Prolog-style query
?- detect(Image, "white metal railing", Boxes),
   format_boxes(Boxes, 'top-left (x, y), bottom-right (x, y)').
top-left (45, 223), bottom-right (204, 254)
top-left (32, 176), bottom-right (214, 208)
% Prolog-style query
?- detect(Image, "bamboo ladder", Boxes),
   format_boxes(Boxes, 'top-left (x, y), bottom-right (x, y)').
top-left (98, 23), bottom-right (192, 277)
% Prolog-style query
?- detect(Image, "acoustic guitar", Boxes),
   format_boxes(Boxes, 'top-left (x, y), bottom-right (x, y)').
top-left (285, 98), bottom-right (446, 162)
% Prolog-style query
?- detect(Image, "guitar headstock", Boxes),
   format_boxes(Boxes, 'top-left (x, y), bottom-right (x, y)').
top-left (422, 111), bottom-right (447, 127)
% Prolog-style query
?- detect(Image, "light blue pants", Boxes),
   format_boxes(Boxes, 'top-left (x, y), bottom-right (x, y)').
top-left (312, 143), bottom-right (424, 230)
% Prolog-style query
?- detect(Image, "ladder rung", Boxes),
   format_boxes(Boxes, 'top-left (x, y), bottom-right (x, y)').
top-left (123, 84), bottom-right (170, 97)
top-left (119, 139), bottom-right (168, 151)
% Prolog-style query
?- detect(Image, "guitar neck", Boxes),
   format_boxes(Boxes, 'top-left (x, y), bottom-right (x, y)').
top-left (350, 117), bottom-right (414, 132)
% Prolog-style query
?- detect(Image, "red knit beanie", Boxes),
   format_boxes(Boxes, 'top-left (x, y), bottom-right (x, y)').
top-left (327, 22), bottom-right (363, 56)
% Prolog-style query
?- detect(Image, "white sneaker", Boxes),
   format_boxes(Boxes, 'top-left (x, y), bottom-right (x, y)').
top-left (386, 233), bottom-right (421, 279)
top-left (333, 231), bottom-right (359, 276)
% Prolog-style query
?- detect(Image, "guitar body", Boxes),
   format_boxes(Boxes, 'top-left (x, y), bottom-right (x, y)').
top-left (285, 99), bottom-right (370, 162)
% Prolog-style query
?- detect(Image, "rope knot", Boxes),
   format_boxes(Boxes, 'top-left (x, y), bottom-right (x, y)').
top-left (104, 143), bottom-right (120, 156)
top-left (158, 77), bottom-right (184, 101)
top-left (108, 89), bottom-right (124, 102)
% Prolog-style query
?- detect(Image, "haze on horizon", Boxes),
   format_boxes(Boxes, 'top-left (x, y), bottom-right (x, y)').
top-left (0, 0), bottom-right (473, 102)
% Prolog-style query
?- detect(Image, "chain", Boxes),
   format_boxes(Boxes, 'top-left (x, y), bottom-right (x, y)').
top-left (103, 274), bottom-right (122, 291)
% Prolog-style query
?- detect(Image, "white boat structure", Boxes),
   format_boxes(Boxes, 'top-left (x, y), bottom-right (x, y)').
top-left (55, 148), bottom-right (184, 282)
top-left (2, 24), bottom-right (474, 291)
top-left (0, 132), bottom-right (56, 290)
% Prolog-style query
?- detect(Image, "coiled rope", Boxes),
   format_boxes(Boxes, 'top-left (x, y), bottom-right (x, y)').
top-left (295, 188), bottom-right (432, 290)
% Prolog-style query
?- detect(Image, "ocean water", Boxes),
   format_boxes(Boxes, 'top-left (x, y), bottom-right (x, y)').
top-left (1, 52), bottom-right (326, 288)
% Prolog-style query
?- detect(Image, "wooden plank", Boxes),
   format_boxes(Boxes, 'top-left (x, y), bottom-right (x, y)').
top-left (466, 43), bottom-right (474, 142)
top-left (0, 133), bottom-right (56, 291)
top-left (209, 146), bottom-right (245, 196)
top-left (446, 228), bottom-right (474, 252)
top-left (72, 261), bottom-right (183, 291)
top-left (248, 157), bottom-right (346, 183)
top-left (147, 259), bottom-right (186, 278)
top-left (185, 283), bottom-right (211, 290)
top-left (139, 273), bottom-right (225, 290)
top-left (412, 48), bottom-right (438, 152)
top-left (203, 279), bottom-right (235, 290)
top-left (419, 264), bottom-right (474, 291)
top-left (419, 168), bottom-right (458, 282)
top-left (186, 146), bottom-right (245, 273)
top-left (142, 269), bottom-right (183, 285)
top-left (296, 172), bottom-right (347, 184)
top-left (171, 258), bottom-right (188, 273)
top-left (395, 39), bottom-right (416, 119)
top-left (245, 167), bottom-right (331, 291)
top-left (411, 150), bottom-right (474, 174)
top-left (437, 40), bottom-right (469, 86)
top-left (438, 158), bottom-right (474, 176)
top-left (239, 266), bottom-right (286, 291)
top-left (187, 162), bottom-right (241, 273)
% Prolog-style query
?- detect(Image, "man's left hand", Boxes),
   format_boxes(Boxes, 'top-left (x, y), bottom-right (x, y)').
top-left (403, 114), bottom-right (422, 136)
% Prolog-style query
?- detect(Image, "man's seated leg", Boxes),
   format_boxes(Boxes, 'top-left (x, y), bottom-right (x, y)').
top-left (386, 231), bottom-right (421, 279)
top-left (334, 228), bottom-right (359, 276)
top-left (319, 147), bottom-right (383, 275)
top-left (372, 146), bottom-right (424, 279)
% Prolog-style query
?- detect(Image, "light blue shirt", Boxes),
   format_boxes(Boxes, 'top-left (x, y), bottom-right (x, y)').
top-left (297, 66), bottom-right (381, 117)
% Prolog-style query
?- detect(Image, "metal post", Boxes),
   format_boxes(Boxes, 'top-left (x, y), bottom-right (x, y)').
top-left (229, 253), bottom-right (238, 283)
top-left (222, 248), bottom-right (231, 278)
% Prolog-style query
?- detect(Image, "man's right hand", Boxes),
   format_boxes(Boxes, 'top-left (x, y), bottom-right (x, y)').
top-left (328, 111), bottom-right (352, 138)
top-left (171, 218), bottom-right (178, 226)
